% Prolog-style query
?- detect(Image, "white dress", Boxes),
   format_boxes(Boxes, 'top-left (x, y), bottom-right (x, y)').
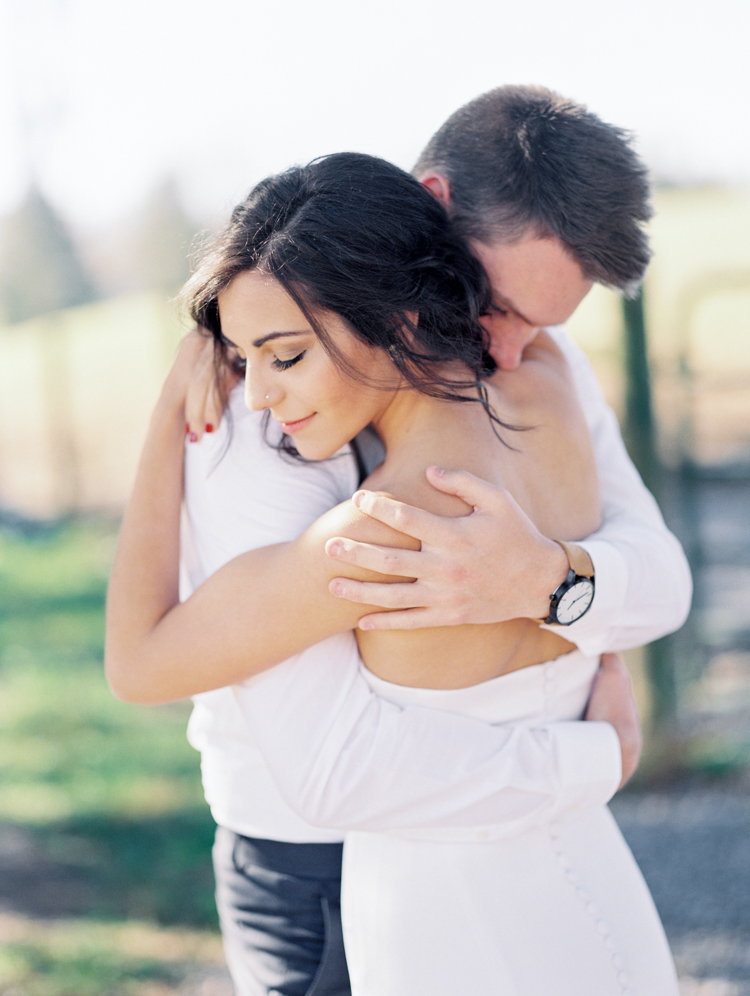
top-left (341, 650), bottom-right (679, 996)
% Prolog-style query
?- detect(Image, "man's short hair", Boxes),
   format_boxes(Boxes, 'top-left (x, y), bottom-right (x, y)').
top-left (414, 85), bottom-right (651, 293)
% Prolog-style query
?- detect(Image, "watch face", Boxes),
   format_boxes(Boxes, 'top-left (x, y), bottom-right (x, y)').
top-left (555, 579), bottom-right (595, 624)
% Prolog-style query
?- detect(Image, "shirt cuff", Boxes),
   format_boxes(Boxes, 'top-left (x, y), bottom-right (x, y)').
top-left (541, 539), bottom-right (629, 656)
top-left (551, 720), bottom-right (622, 817)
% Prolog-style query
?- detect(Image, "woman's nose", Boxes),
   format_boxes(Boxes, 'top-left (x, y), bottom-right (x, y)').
top-left (245, 370), bottom-right (283, 411)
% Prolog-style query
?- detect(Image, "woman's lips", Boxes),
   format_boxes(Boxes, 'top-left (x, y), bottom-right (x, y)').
top-left (278, 413), bottom-right (316, 434)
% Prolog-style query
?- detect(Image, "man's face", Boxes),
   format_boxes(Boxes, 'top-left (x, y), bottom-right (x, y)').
top-left (470, 234), bottom-right (593, 371)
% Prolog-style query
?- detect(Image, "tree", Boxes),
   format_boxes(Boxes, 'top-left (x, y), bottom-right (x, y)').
top-left (0, 186), bottom-right (96, 324)
top-left (127, 178), bottom-right (199, 294)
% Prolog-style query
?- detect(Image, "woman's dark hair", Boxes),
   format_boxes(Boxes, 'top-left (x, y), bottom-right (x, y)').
top-left (182, 152), bottom-right (499, 402)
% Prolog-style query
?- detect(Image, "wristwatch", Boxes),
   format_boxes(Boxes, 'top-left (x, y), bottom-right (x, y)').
top-left (542, 541), bottom-right (595, 626)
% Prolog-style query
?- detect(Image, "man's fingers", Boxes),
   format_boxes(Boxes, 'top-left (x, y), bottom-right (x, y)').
top-left (357, 607), bottom-right (441, 631)
top-left (599, 651), bottom-right (628, 677)
top-left (585, 653), bottom-right (628, 720)
top-left (328, 578), bottom-right (424, 609)
top-left (585, 652), bottom-right (642, 789)
top-left (425, 465), bottom-right (510, 513)
top-left (352, 470), bottom-right (517, 544)
top-left (325, 537), bottom-right (421, 578)
top-left (352, 490), bottom-right (443, 543)
top-left (592, 653), bottom-right (633, 701)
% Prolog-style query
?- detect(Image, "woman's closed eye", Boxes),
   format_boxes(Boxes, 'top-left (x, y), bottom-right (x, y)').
top-left (272, 351), bottom-right (306, 371)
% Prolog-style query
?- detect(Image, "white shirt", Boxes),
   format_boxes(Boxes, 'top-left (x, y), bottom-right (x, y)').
top-left (183, 398), bottom-right (359, 841)
top-left (551, 328), bottom-right (692, 652)
top-left (183, 327), bottom-right (691, 841)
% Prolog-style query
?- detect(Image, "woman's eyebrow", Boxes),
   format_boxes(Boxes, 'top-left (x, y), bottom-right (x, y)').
top-left (252, 331), bottom-right (311, 348)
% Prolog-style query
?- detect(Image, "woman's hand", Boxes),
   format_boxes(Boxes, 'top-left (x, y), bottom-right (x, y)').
top-left (158, 328), bottom-right (210, 415)
top-left (170, 327), bottom-right (241, 442)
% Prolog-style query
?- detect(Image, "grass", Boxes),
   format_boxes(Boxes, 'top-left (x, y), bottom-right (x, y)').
top-left (0, 913), bottom-right (227, 996)
top-left (0, 519), bottom-right (224, 994)
top-left (2, 485), bottom-right (748, 994)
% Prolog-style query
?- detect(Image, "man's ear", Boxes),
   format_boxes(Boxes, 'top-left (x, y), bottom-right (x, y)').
top-left (418, 173), bottom-right (451, 209)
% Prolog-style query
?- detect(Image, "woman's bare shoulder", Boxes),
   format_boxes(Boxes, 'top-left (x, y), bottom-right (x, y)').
top-left (485, 330), bottom-right (601, 539)
top-left (295, 493), bottom-right (419, 584)
top-left (294, 456), bottom-right (471, 590)
top-left (488, 330), bottom-right (580, 423)
top-left (363, 466), bottom-right (473, 519)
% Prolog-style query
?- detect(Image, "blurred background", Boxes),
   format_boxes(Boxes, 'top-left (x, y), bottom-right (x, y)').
top-left (1, 0), bottom-right (749, 993)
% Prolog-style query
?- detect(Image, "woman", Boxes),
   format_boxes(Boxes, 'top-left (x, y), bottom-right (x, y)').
top-left (107, 152), bottom-right (677, 994)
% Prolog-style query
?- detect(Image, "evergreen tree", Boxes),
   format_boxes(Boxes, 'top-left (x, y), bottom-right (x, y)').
top-left (128, 178), bottom-right (198, 294)
top-left (0, 186), bottom-right (96, 323)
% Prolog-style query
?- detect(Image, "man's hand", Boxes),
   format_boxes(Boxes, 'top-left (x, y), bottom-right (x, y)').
top-left (585, 653), bottom-right (642, 789)
top-left (326, 466), bottom-right (570, 630)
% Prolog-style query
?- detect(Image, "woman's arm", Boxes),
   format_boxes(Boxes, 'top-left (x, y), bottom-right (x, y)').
top-left (105, 334), bottom-right (413, 704)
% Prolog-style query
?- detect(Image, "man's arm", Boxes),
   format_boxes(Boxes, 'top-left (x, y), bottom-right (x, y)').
top-left (233, 643), bottom-right (634, 837)
top-left (552, 328), bottom-right (691, 651)
top-left (325, 328), bottom-right (692, 652)
top-left (170, 343), bottom-right (635, 834)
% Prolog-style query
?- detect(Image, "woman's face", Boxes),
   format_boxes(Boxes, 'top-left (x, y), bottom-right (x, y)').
top-left (217, 269), bottom-right (401, 460)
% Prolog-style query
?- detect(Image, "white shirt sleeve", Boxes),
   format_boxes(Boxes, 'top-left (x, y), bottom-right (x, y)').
top-left (186, 389), bottom-right (623, 838)
top-left (545, 327), bottom-right (692, 654)
top-left (234, 638), bottom-right (621, 838)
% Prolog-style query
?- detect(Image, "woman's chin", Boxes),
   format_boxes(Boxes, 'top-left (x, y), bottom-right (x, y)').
top-left (291, 439), bottom-right (340, 462)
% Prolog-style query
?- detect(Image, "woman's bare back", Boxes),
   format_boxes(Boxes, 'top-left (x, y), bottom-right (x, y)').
top-left (357, 331), bottom-right (602, 689)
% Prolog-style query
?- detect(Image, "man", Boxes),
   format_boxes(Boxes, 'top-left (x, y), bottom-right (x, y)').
top-left (326, 85), bottom-right (687, 641)
top-left (181, 87), bottom-right (690, 995)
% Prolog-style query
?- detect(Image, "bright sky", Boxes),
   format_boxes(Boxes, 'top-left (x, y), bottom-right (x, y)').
top-left (1, 0), bottom-right (749, 232)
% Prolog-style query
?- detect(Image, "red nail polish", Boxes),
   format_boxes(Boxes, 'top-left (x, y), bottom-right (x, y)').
top-left (188, 432), bottom-right (198, 443)
top-left (185, 423), bottom-right (191, 435)
top-left (205, 423), bottom-right (214, 433)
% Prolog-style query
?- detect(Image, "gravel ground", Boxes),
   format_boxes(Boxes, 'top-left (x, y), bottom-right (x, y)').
top-left (178, 781), bottom-right (750, 995)
top-left (105, 780), bottom-right (750, 996)
top-left (612, 781), bottom-right (750, 996)
top-left (3, 781), bottom-right (748, 994)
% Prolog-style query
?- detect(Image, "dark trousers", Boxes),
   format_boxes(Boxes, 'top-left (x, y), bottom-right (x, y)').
top-left (213, 827), bottom-right (352, 996)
